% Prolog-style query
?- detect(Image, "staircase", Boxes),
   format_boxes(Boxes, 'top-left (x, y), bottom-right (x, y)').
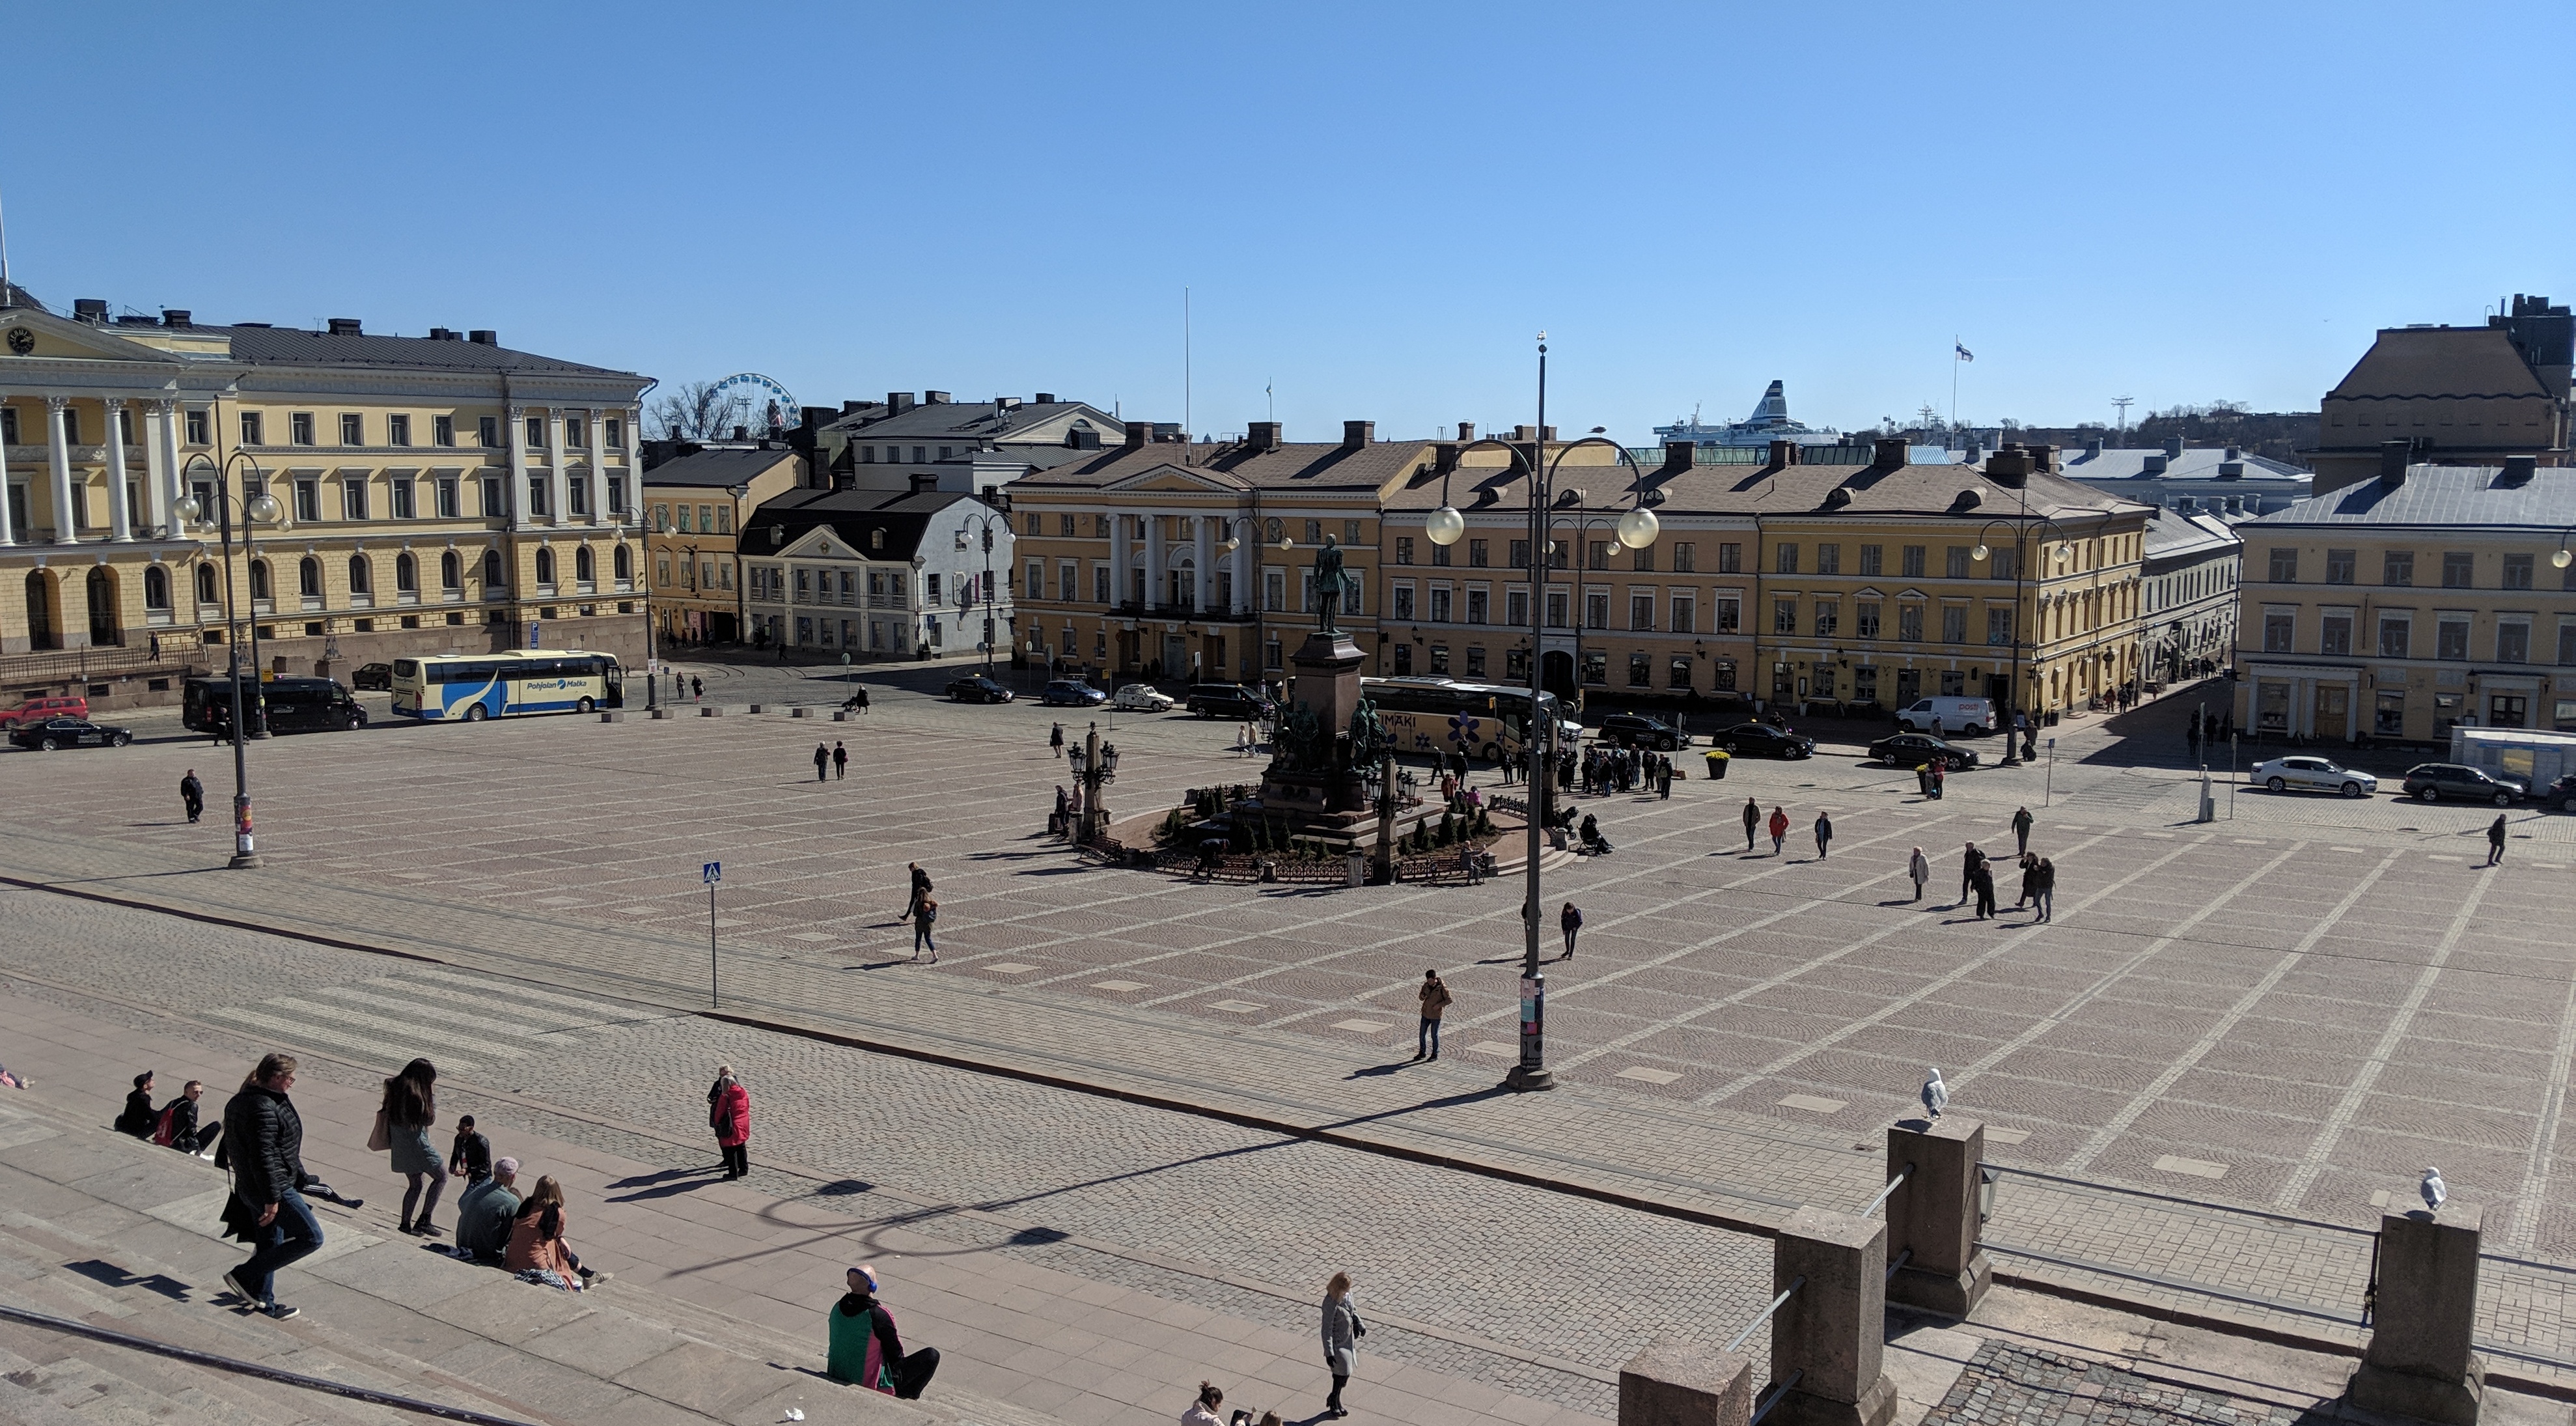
top-left (0, 1085), bottom-right (1062, 1426)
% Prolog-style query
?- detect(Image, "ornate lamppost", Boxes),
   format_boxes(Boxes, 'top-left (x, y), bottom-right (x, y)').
top-left (962, 506), bottom-right (1010, 677)
top-left (174, 451), bottom-right (286, 869)
top-left (1066, 721), bottom-right (1120, 843)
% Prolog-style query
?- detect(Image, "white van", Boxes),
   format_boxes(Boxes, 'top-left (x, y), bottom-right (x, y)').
top-left (1897, 697), bottom-right (1995, 735)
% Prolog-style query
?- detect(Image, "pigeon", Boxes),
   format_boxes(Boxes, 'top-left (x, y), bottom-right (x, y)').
top-left (1922, 1068), bottom-right (1948, 1119)
top-left (2422, 1167), bottom-right (2446, 1212)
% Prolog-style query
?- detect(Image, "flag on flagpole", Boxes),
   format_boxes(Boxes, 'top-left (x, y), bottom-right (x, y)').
top-left (1954, 343), bottom-right (1975, 363)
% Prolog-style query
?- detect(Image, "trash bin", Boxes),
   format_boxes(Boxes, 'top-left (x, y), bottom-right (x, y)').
top-left (1704, 749), bottom-right (1730, 780)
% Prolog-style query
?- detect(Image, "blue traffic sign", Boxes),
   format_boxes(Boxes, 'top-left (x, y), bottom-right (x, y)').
top-left (702, 861), bottom-right (722, 885)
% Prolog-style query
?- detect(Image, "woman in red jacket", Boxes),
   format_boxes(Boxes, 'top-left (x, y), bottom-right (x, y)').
top-left (710, 1067), bottom-right (751, 1180)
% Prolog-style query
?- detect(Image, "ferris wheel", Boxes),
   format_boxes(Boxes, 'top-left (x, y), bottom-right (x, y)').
top-left (710, 372), bottom-right (799, 435)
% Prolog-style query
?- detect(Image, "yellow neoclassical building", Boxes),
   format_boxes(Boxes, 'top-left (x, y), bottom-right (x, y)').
top-left (0, 294), bottom-right (650, 695)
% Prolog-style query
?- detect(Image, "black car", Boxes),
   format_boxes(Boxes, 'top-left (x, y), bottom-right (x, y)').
top-left (1867, 733), bottom-right (1976, 771)
top-left (1712, 722), bottom-right (1815, 759)
top-left (1601, 713), bottom-right (1689, 751)
top-left (945, 675), bottom-right (1015, 704)
top-left (2551, 774), bottom-right (2576, 815)
top-left (351, 662), bottom-right (394, 692)
top-left (2400, 762), bottom-right (2527, 805)
top-left (1038, 679), bottom-right (1108, 707)
top-left (1184, 683), bottom-right (1274, 720)
top-left (9, 716), bottom-right (133, 750)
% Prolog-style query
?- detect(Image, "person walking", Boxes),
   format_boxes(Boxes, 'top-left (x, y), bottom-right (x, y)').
top-left (913, 896), bottom-right (939, 963)
top-left (180, 769), bottom-right (204, 824)
top-left (828, 1264), bottom-right (940, 1399)
top-left (1415, 970), bottom-right (1452, 1061)
top-left (220, 1052), bottom-right (319, 1320)
top-left (813, 742), bottom-right (831, 782)
top-left (1049, 722), bottom-right (1065, 758)
top-left (855, 685), bottom-right (871, 714)
top-left (2014, 852), bottom-right (2039, 909)
top-left (1813, 811), bottom-right (1833, 860)
top-left (898, 863), bottom-right (930, 921)
top-left (1320, 1271), bottom-right (1363, 1419)
top-left (1767, 805), bottom-right (1789, 856)
top-left (1560, 901), bottom-right (1583, 960)
top-left (2487, 814), bottom-right (2508, 866)
top-left (1971, 858), bottom-right (1999, 919)
top-left (710, 1067), bottom-right (751, 1180)
top-left (1657, 755), bottom-right (1673, 800)
top-left (1930, 761), bottom-right (1946, 800)
top-left (375, 1058), bottom-right (447, 1237)
top-left (833, 741), bottom-right (849, 779)
top-left (2032, 856), bottom-right (2057, 922)
top-left (1958, 843), bottom-right (1984, 907)
top-left (1907, 846), bottom-right (1930, 902)
top-left (2011, 806), bottom-right (2034, 856)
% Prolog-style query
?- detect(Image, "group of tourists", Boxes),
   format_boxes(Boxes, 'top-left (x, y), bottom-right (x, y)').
top-left (1581, 744), bottom-right (1672, 799)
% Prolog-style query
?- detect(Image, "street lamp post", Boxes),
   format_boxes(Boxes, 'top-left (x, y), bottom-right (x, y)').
top-left (1420, 335), bottom-right (1660, 1093)
top-left (1971, 514), bottom-right (2073, 762)
top-left (1067, 721), bottom-right (1120, 843)
top-left (174, 452), bottom-right (285, 869)
top-left (962, 508), bottom-right (1010, 678)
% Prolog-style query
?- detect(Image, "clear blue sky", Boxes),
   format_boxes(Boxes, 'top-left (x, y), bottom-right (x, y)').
top-left (8, 2), bottom-right (2570, 443)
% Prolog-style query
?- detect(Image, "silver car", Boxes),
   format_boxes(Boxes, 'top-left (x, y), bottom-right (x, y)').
top-left (2251, 755), bottom-right (2377, 798)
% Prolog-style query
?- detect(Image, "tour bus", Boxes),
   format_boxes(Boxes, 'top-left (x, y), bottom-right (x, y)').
top-left (1359, 677), bottom-right (1575, 764)
top-left (391, 650), bottom-right (624, 721)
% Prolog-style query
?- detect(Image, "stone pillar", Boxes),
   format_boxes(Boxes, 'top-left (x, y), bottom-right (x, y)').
top-left (585, 410), bottom-right (607, 524)
top-left (104, 399), bottom-right (133, 542)
top-left (2348, 1202), bottom-right (2486, 1425)
top-left (620, 406), bottom-right (643, 525)
top-left (546, 410), bottom-right (568, 525)
top-left (0, 391), bottom-right (16, 548)
top-left (145, 400), bottom-right (176, 538)
top-left (506, 404), bottom-right (531, 531)
top-left (46, 396), bottom-right (79, 544)
top-left (1194, 513), bottom-right (1213, 613)
top-left (1144, 513), bottom-right (1165, 611)
top-left (1232, 522), bottom-right (1251, 614)
top-left (1619, 1341), bottom-right (1752, 1426)
top-left (1884, 1117), bottom-right (1992, 1317)
top-left (1768, 1206), bottom-right (1896, 1426)
top-left (1107, 512), bottom-right (1128, 609)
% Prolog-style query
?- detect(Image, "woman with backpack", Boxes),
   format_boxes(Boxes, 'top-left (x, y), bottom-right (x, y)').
top-left (372, 1059), bottom-right (447, 1237)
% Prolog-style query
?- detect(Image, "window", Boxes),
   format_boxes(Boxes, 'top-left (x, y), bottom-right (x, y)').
top-left (1468, 538), bottom-right (1489, 568)
top-left (2504, 554), bottom-right (2534, 590)
top-left (293, 479), bottom-right (320, 523)
top-left (1633, 593), bottom-right (1655, 630)
top-left (535, 547), bottom-right (556, 586)
top-left (1393, 642), bottom-right (1413, 674)
top-left (2268, 548), bottom-right (2298, 582)
top-left (1671, 594), bottom-right (1694, 633)
top-left (1506, 589), bottom-right (1530, 626)
top-left (250, 559), bottom-right (271, 600)
top-left (1776, 543), bottom-right (1798, 574)
top-left (564, 417), bottom-right (586, 449)
top-left (484, 550), bottom-right (505, 591)
top-left (1508, 538), bottom-right (1529, 570)
top-left (1345, 520), bottom-right (1363, 546)
top-left (1813, 600), bottom-right (1838, 636)
top-left (1708, 593), bottom-right (1737, 633)
top-left (2325, 548), bottom-right (2355, 584)
top-left (568, 476), bottom-right (589, 517)
top-left (1467, 588), bottom-right (1489, 624)
top-left (1941, 606), bottom-right (1967, 643)
top-left (1856, 601), bottom-right (1881, 639)
top-left (926, 572), bottom-right (942, 604)
top-left (2499, 621), bottom-right (2530, 664)
top-left (391, 478), bottom-right (415, 520)
top-left (143, 565), bottom-right (170, 610)
top-left (1429, 586), bottom-right (1450, 622)
top-left (1718, 542), bottom-right (1742, 573)
top-left (2441, 552), bottom-right (2474, 588)
top-left (2320, 611), bottom-right (2353, 656)
top-left (2384, 551), bottom-right (2414, 586)
top-left (1547, 591), bottom-right (1569, 628)
top-left (478, 416), bottom-right (499, 448)
top-left (526, 416), bottom-right (546, 449)
top-left (1627, 652), bottom-right (1652, 687)
top-left (290, 412), bottom-right (315, 445)
top-left (1902, 545), bottom-right (1926, 578)
top-left (441, 551), bottom-right (462, 590)
top-left (1305, 520), bottom-right (1323, 544)
top-left (1988, 548), bottom-right (2017, 581)
top-left (2560, 621), bottom-right (2576, 666)
top-left (342, 477), bottom-right (368, 520)
top-left (576, 546), bottom-right (596, 584)
top-left (1898, 604), bottom-right (1924, 641)
top-left (1394, 536), bottom-right (1415, 566)
top-left (1632, 544), bottom-right (1654, 572)
top-left (1026, 561), bottom-right (1043, 600)
top-left (195, 564), bottom-right (218, 604)
top-left (298, 556), bottom-right (322, 597)
top-left (1094, 565), bottom-right (1109, 603)
top-left (1465, 646), bottom-right (1488, 678)
top-left (1669, 656), bottom-right (1693, 690)
top-left (1585, 591), bottom-right (1609, 629)
top-left (674, 505), bottom-right (693, 534)
top-left (606, 417), bottom-right (624, 450)
top-left (1264, 568), bottom-right (1284, 612)
top-left (1431, 538), bottom-right (1452, 567)
top-left (1816, 543), bottom-right (1840, 576)
top-left (1945, 546), bottom-right (1971, 579)
top-left (1582, 651), bottom-right (1608, 686)
top-left (186, 409), bottom-right (210, 445)
top-left (1858, 544), bottom-right (1882, 576)
top-left (1429, 644), bottom-right (1450, 675)
top-left (2264, 610), bottom-right (2295, 652)
top-left (395, 552), bottom-right (417, 593)
top-left (1674, 542), bottom-right (1696, 573)
top-left (385, 414), bottom-right (414, 449)
top-left (527, 476), bottom-right (549, 516)
top-left (480, 475), bottom-right (503, 518)
top-left (240, 412), bottom-right (264, 445)
top-left (2378, 614), bottom-right (2410, 658)
top-left (2436, 615), bottom-right (2470, 660)
top-left (1773, 598), bottom-right (1797, 634)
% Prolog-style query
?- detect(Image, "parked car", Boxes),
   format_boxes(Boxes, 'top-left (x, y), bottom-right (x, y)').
top-left (1711, 722), bottom-right (1816, 759)
top-left (182, 676), bottom-right (365, 738)
top-left (1184, 683), bottom-right (1274, 720)
top-left (2400, 762), bottom-right (2527, 805)
top-left (0, 695), bottom-right (88, 727)
top-left (1894, 697), bottom-right (1996, 736)
top-left (2251, 755), bottom-right (2378, 798)
top-left (8, 716), bottom-right (132, 750)
top-left (1866, 733), bottom-right (1976, 771)
top-left (1038, 679), bottom-right (1108, 707)
top-left (1113, 684), bottom-right (1177, 712)
top-left (351, 662), bottom-right (395, 692)
top-left (1600, 712), bottom-right (1690, 751)
top-left (2548, 774), bottom-right (2576, 815)
top-left (945, 675), bottom-right (1015, 704)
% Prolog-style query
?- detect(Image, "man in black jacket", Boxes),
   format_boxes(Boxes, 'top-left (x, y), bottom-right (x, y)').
top-left (220, 1053), bottom-right (322, 1320)
top-left (114, 1071), bottom-right (158, 1138)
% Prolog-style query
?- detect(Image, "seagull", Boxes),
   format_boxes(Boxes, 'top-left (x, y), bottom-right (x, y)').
top-left (1922, 1068), bottom-right (1948, 1119)
top-left (2422, 1167), bottom-right (2446, 1212)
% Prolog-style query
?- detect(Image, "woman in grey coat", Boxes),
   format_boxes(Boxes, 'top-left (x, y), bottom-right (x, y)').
top-left (380, 1058), bottom-right (447, 1237)
top-left (1320, 1270), bottom-right (1361, 1418)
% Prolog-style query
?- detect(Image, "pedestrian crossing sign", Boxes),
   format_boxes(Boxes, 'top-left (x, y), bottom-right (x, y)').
top-left (703, 861), bottom-right (721, 885)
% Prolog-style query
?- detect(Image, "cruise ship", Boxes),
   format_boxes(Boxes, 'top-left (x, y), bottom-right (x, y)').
top-left (1653, 380), bottom-right (1844, 447)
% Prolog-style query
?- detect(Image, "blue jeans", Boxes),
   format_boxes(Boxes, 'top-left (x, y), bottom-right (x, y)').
top-left (239, 1188), bottom-right (324, 1304)
top-left (1418, 1017), bottom-right (1441, 1057)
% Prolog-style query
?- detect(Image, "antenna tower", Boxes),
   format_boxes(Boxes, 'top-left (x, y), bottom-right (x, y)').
top-left (2111, 395), bottom-right (2135, 441)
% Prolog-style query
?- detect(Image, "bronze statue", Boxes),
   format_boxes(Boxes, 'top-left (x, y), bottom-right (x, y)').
top-left (1347, 695), bottom-right (1389, 766)
top-left (1312, 535), bottom-right (1357, 634)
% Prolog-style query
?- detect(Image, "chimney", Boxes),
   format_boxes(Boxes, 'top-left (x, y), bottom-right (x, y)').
top-left (1665, 439), bottom-right (1698, 471)
top-left (2379, 440), bottom-right (2411, 485)
top-left (1342, 420), bottom-right (1374, 448)
top-left (1432, 442), bottom-right (1460, 473)
top-left (2082, 437), bottom-right (2103, 458)
top-left (841, 399), bottom-right (871, 415)
top-left (2141, 453), bottom-right (2168, 475)
top-left (1153, 421), bottom-right (1181, 443)
top-left (2163, 436), bottom-right (2185, 459)
top-left (2217, 458), bottom-right (2245, 479)
top-left (910, 473), bottom-right (937, 495)
top-left (887, 391), bottom-right (917, 415)
top-left (161, 309), bottom-right (192, 328)
top-left (2224, 445), bottom-right (2241, 460)
top-left (1985, 445), bottom-right (2032, 488)
top-left (326, 317), bottom-right (363, 336)
top-left (1766, 439), bottom-right (1801, 469)
top-left (427, 327), bottom-right (455, 341)
top-left (732, 425), bottom-right (750, 441)
top-left (1512, 425), bottom-right (1536, 442)
top-left (1541, 425), bottom-right (1557, 441)
top-left (468, 329), bottom-right (498, 344)
top-left (1123, 422), bottom-right (1150, 451)
top-left (1034, 392), bottom-right (1056, 404)
top-left (2500, 454), bottom-right (2538, 484)
top-left (1962, 439), bottom-right (1983, 463)
top-left (922, 390), bottom-right (952, 405)
top-left (1245, 421), bottom-right (1282, 453)
top-left (2027, 443), bottom-right (2055, 474)
top-left (72, 298), bottom-right (107, 323)
top-left (1456, 422), bottom-right (1475, 441)
top-left (1872, 436), bottom-right (1908, 469)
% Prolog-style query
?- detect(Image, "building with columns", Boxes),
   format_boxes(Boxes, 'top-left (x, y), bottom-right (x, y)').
top-left (0, 294), bottom-right (650, 692)
top-left (1004, 421), bottom-right (1439, 683)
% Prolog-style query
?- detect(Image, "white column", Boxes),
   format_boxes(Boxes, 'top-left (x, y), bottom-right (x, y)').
top-left (104, 399), bottom-right (133, 542)
top-left (45, 396), bottom-right (77, 544)
top-left (584, 409), bottom-right (607, 524)
top-left (1108, 512), bottom-right (1128, 606)
top-left (1144, 513), bottom-right (1165, 609)
top-left (146, 400), bottom-right (177, 538)
top-left (0, 392), bottom-right (16, 547)
top-left (620, 406), bottom-right (642, 526)
top-left (1193, 514), bottom-right (1213, 612)
top-left (546, 410), bottom-right (568, 525)
top-left (1231, 523), bottom-right (1251, 613)
top-left (505, 404), bottom-right (530, 531)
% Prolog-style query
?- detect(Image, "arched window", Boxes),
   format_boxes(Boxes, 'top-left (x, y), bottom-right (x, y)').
top-left (299, 557), bottom-right (322, 597)
top-left (441, 551), bottom-right (461, 590)
top-left (347, 554), bottom-right (372, 594)
top-left (482, 550), bottom-right (504, 591)
top-left (575, 545), bottom-right (596, 582)
top-left (535, 547), bottom-right (556, 585)
top-left (613, 543), bottom-right (633, 581)
top-left (249, 559), bottom-right (271, 600)
top-left (195, 564), bottom-right (218, 604)
top-left (395, 552), bottom-right (417, 593)
top-left (143, 565), bottom-right (171, 611)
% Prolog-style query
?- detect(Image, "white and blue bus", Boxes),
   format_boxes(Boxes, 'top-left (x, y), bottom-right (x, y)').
top-left (391, 650), bottom-right (625, 721)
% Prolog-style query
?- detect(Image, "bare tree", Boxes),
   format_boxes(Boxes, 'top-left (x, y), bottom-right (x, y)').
top-left (648, 380), bottom-right (753, 441)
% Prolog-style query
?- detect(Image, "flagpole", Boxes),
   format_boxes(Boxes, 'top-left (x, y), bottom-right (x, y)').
top-left (1950, 335), bottom-right (1961, 433)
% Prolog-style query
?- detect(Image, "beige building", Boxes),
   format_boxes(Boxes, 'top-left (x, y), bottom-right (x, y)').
top-left (2312, 295), bottom-right (2570, 495)
top-left (0, 293), bottom-right (650, 693)
top-left (2232, 457), bottom-right (2576, 741)
top-left (643, 443), bottom-right (807, 647)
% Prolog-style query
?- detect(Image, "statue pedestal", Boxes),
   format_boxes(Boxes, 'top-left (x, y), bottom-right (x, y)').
top-left (1255, 632), bottom-right (1372, 824)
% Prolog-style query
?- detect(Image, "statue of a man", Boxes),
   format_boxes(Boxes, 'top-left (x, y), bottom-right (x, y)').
top-left (1313, 535), bottom-right (1349, 633)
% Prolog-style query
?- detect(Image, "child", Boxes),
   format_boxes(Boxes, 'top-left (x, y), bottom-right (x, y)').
top-left (449, 1115), bottom-right (493, 1186)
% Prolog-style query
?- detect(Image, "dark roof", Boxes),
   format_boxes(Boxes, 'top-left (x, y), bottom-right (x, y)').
top-left (827, 400), bottom-right (1114, 442)
top-left (1382, 451), bottom-right (2152, 523)
top-left (2327, 327), bottom-right (2551, 401)
top-left (739, 486), bottom-right (994, 559)
top-left (2142, 506), bottom-right (2241, 559)
top-left (641, 445), bottom-right (802, 489)
top-left (2240, 464), bottom-right (2576, 529)
top-left (2058, 446), bottom-right (2308, 482)
top-left (1019, 439), bottom-right (1437, 494)
top-left (221, 326), bottom-right (642, 380)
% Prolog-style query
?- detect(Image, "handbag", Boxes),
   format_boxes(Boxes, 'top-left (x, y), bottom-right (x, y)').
top-left (365, 1108), bottom-right (389, 1154)
top-left (1329, 1346), bottom-right (1356, 1375)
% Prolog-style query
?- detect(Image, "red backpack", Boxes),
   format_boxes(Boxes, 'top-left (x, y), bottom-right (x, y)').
top-left (150, 1102), bottom-right (182, 1146)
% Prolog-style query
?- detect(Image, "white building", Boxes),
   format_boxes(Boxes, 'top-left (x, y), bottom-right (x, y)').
top-left (741, 481), bottom-right (1014, 658)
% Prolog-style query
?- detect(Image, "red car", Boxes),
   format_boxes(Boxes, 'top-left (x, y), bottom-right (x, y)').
top-left (0, 695), bottom-right (87, 728)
